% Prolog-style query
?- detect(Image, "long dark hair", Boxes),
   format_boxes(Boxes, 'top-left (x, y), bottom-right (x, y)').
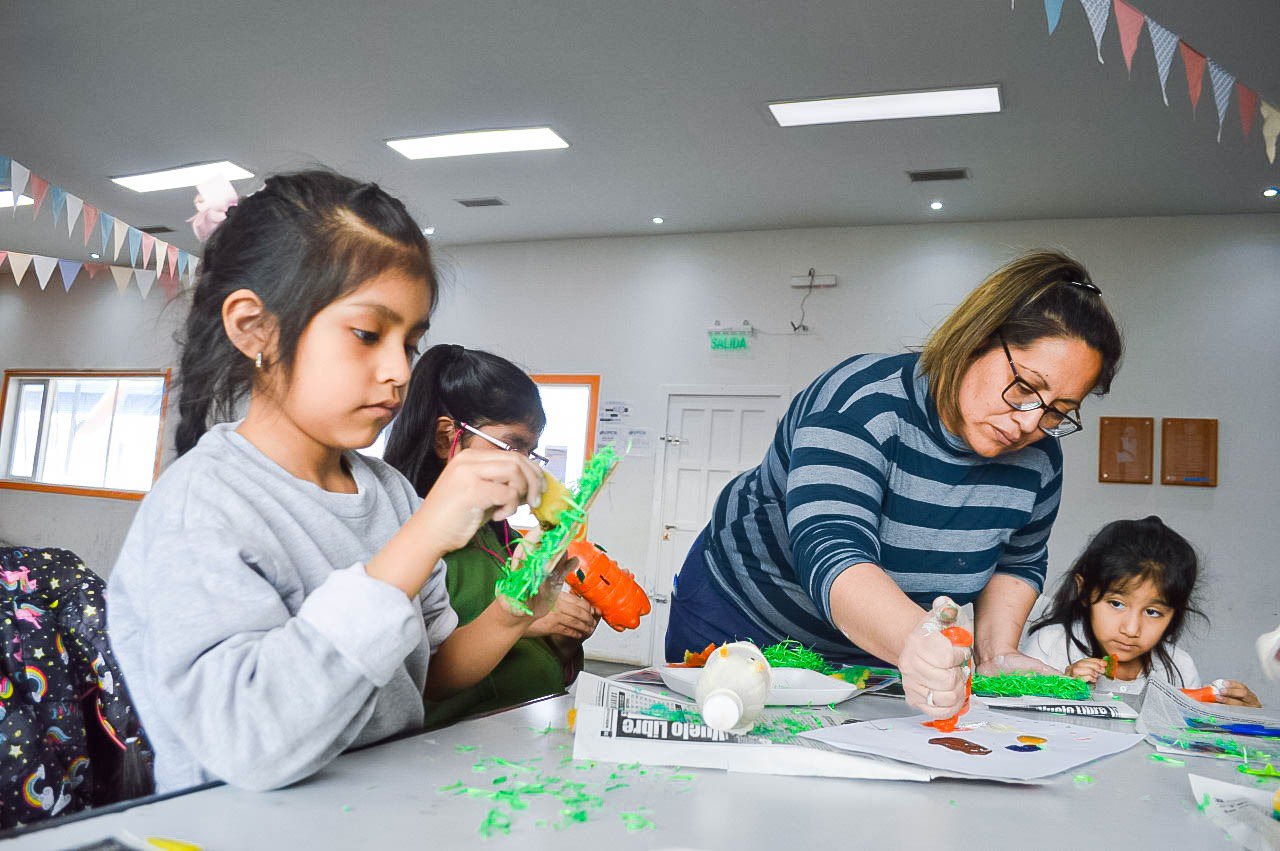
top-left (174, 170), bottom-right (436, 455)
top-left (383, 344), bottom-right (546, 498)
top-left (1029, 515), bottom-right (1203, 683)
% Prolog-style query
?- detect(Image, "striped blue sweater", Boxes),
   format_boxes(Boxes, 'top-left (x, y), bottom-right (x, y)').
top-left (702, 352), bottom-right (1062, 662)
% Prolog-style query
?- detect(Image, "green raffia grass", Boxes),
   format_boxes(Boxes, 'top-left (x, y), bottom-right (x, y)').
top-left (971, 672), bottom-right (1092, 700)
top-left (761, 639), bottom-right (838, 674)
top-left (495, 446), bottom-right (618, 613)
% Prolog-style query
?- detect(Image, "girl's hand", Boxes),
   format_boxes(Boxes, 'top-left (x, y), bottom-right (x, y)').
top-left (415, 448), bottom-right (545, 555)
top-left (526, 592), bottom-right (600, 640)
top-left (1066, 658), bottom-right (1108, 684)
top-left (901, 597), bottom-right (971, 720)
top-left (1215, 679), bottom-right (1262, 708)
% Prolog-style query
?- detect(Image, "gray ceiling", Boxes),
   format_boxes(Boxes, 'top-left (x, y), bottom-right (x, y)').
top-left (2, 0), bottom-right (1277, 260)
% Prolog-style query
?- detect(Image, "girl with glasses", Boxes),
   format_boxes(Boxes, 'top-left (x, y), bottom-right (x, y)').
top-left (665, 251), bottom-right (1123, 724)
top-left (384, 345), bottom-right (601, 727)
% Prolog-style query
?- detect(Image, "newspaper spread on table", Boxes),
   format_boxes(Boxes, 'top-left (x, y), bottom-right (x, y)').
top-left (570, 673), bottom-right (935, 781)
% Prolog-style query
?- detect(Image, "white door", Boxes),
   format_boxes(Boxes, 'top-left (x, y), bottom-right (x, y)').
top-left (645, 387), bottom-right (787, 665)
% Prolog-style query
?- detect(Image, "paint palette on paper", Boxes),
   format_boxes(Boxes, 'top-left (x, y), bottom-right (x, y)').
top-left (800, 708), bottom-right (1142, 781)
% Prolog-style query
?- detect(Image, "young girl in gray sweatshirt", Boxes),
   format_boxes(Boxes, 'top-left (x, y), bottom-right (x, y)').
top-left (108, 171), bottom-right (559, 792)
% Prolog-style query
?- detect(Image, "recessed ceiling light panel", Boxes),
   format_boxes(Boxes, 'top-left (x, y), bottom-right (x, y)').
top-left (0, 191), bottom-right (34, 207)
top-left (111, 161), bottom-right (254, 193)
top-left (387, 127), bottom-right (569, 160)
top-left (769, 85), bottom-right (1002, 127)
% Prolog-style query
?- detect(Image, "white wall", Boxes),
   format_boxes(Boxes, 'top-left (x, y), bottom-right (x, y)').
top-left (2, 213), bottom-right (1277, 701)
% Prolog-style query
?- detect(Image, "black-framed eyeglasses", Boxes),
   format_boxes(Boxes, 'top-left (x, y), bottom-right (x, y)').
top-left (998, 334), bottom-right (1084, 438)
top-left (458, 421), bottom-right (550, 467)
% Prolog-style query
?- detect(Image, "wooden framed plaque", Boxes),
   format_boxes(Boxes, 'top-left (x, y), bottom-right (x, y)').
top-left (1160, 418), bottom-right (1218, 487)
top-left (1098, 416), bottom-right (1153, 484)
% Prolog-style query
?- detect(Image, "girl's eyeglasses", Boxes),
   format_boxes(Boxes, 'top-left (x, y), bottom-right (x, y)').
top-left (458, 421), bottom-right (550, 467)
top-left (998, 333), bottom-right (1084, 438)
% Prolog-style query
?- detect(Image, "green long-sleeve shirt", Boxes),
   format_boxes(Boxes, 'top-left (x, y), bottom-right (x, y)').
top-left (424, 524), bottom-right (579, 727)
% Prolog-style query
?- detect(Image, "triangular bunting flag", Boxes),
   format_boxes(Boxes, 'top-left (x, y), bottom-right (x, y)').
top-left (1079, 0), bottom-right (1110, 63)
top-left (64, 193), bottom-right (84, 237)
top-left (1179, 42), bottom-right (1206, 114)
top-left (110, 266), bottom-right (133, 294)
top-left (97, 212), bottom-right (113, 255)
top-left (10, 161), bottom-right (30, 210)
top-left (166, 244), bottom-right (179, 277)
top-left (158, 274), bottom-right (180, 301)
top-left (0, 157), bottom-right (8, 190)
top-left (153, 239), bottom-right (167, 272)
top-left (1207, 61), bottom-right (1235, 142)
top-left (188, 257), bottom-right (200, 288)
top-left (1044, 0), bottom-right (1065, 34)
top-left (8, 252), bottom-right (32, 285)
top-left (127, 227), bottom-right (143, 266)
top-left (1238, 84), bottom-right (1258, 139)
top-left (32, 255), bottom-right (58, 290)
top-left (57, 259), bottom-right (82, 292)
top-left (1112, 0), bottom-right (1144, 75)
top-left (1261, 101), bottom-right (1280, 164)
top-left (82, 204), bottom-right (99, 246)
top-left (28, 175), bottom-right (49, 218)
top-left (113, 218), bottom-right (129, 261)
top-left (49, 186), bottom-right (67, 227)
top-left (177, 250), bottom-right (190, 279)
top-left (0, 250), bottom-right (6, 269)
top-left (84, 263), bottom-right (107, 279)
top-left (140, 232), bottom-right (155, 269)
top-left (1146, 19), bottom-right (1178, 105)
top-left (134, 268), bottom-right (156, 299)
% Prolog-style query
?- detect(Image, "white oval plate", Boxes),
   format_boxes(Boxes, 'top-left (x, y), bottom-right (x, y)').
top-left (658, 666), bottom-right (858, 706)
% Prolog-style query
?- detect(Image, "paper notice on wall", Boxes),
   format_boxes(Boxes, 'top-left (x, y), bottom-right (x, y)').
top-left (599, 400), bottom-right (632, 423)
top-left (596, 425), bottom-right (622, 451)
top-left (623, 427), bottom-right (654, 456)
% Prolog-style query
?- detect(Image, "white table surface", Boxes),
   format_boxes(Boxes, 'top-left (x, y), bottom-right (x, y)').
top-left (4, 692), bottom-right (1250, 850)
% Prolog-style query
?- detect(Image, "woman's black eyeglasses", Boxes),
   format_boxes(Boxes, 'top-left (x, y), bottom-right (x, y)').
top-left (458, 421), bottom-right (550, 467)
top-left (998, 334), bottom-right (1084, 438)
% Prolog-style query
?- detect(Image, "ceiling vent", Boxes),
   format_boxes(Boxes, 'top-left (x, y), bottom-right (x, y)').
top-left (139, 225), bottom-right (175, 234)
top-left (907, 168), bottom-right (969, 183)
top-left (455, 197), bottom-right (506, 208)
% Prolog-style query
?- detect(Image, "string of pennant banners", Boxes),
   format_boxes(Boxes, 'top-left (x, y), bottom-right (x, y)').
top-left (1027, 0), bottom-right (1280, 163)
top-left (1, 154), bottom-right (199, 300)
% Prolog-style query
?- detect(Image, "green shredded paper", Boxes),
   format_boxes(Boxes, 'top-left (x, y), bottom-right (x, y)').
top-left (971, 672), bottom-right (1092, 701)
top-left (495, 446), bottom-right (618, 614)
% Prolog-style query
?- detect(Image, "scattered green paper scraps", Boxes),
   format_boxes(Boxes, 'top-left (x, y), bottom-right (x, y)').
top-left (480, 808), bottom-right (513, 838)
top-left (642, 703), bottom-right (701, 723)
top-left (1073, 774), bottom-right (1095, 786)
top-left (495, 446), bottom-right (618, 613)
top-left (972, 672), bottom-right (1091, 700)
top-left (1197, 793), bottom-right (1212, 813)
top-left (456, 744), bottom-right (479, 753)
top-left (1238, 762), bottom-right (1280, 778)
top-left (1148, 754), bottom-right (1186, 766)
top-left (621, 810), bottom-right (656, 832)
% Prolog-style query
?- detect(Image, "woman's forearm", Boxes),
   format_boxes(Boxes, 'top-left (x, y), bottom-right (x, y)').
top-left (973, 573), bottom-right (1038, 665)
top-left (828, 563), bottom-right (927, 665)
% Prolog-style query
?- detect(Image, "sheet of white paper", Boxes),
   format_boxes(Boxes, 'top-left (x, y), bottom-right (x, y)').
top-left (1187, 774), bottom-right (1280, 851)
top-left (800, 707), bottom-right (1142, 781)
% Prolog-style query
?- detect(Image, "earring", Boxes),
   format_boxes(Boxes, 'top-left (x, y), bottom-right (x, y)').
top-left (254, 352), bottom-right (264, 370)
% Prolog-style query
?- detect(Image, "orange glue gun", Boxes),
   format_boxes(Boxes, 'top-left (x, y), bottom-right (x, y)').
top-left (923, 625), bottom-right (974, 733)
top-left (565, 539), bottom-right (651, 631)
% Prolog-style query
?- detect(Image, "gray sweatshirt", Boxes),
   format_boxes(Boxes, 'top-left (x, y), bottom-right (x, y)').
top-left (107, 423), bottom-right (457, 792)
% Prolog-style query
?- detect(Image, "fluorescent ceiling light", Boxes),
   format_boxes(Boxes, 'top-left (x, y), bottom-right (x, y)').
top-left (111, 161), bottom-right (254, 193)
top-left (387, 127), bottom-right (569, 160)
top-left (0, 191), bottom-right (34, 207)
top-left (769, 85), bottom-right (1002, 127)
top-left (651, 216), bottom-right (664, 224)
top-left (929, 200), bottom-right (944, 211)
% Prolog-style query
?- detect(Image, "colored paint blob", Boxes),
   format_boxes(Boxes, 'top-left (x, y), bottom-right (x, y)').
top-left (1017, 735), bottom-right (1047, 745)
top-left (1006, 744), bottom-right (1041, 752)
top-left (928, 737), bottom-right (991, 755)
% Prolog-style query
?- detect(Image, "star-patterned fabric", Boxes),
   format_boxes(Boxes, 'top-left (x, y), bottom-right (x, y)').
top-left (1, 547), bottom-right (152, 829)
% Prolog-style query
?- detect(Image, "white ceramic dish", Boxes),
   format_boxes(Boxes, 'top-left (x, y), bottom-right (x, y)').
top-left (658, 665), bottom-right (859, 706)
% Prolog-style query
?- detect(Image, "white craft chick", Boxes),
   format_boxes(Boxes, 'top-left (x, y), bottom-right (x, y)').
top-left (694, 642), bottom-right (773, 734)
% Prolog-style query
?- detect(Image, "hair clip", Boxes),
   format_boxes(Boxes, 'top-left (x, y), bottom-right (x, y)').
top-left (1065, 279), bottom-right (1103, 295)
top-left (188, 178), bottom-right (240, 241)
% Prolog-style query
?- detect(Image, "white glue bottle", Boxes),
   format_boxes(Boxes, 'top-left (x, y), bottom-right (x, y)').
top-left (694, 642), bottom-right (773, 734)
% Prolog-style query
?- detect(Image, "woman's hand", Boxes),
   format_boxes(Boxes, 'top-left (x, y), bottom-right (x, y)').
top-left (1215, 679), bottom-right (1262, 708)
top-left (1065, 657), bottom-right (1107, 684)
top-left (901, 597), bottom-right (971, 720)
top-left (975, 651), bottom-right (1061, 677)
top-left (414, 449), bottom-right (545, 555)
top-left (526, 592), bottom-right (601, 641)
